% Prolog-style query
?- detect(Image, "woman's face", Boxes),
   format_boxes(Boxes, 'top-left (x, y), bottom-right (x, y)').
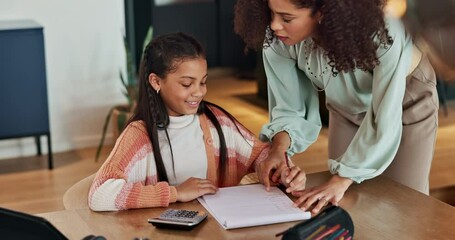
top-left (150, 57), bottom-right (208, 116)
top-left (268, 0), bottom-right (320, 45)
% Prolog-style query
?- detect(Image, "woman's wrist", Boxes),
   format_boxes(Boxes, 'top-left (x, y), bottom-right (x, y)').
top-left (271, 131), bottom-right (291, 153)
top-left (331, 174), bottom-right (354, 189)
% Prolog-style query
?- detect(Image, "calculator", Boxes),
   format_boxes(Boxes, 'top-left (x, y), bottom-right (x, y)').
top-left (148, 209), bottom-right (208, 230)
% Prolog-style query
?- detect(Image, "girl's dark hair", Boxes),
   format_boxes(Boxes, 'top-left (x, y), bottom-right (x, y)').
top-left (129, 32), bottom-right (240, 186)
top-left (234, 0), bottom-right (393, 74)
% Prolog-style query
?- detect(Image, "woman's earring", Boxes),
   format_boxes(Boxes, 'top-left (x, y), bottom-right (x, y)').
top-left (156, 89), bottom-right (160, 94)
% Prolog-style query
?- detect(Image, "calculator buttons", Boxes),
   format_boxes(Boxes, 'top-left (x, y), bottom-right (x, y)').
top-left (159, 209), bottom-right (204, 222)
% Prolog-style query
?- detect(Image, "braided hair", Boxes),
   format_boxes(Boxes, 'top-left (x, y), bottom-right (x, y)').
top-left (129, 32), bottom-right (244, 186)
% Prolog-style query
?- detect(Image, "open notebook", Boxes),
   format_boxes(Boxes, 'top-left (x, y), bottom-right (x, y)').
top-left (197, 184), bottom-right (311, 229)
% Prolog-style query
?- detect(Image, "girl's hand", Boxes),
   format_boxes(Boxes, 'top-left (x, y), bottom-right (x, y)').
top-left (291, 175), bottom-right (353, 214)
top-left (280, 165), bottom-right (307, 193)
top-left (175, 177), bottom-right (218, 202)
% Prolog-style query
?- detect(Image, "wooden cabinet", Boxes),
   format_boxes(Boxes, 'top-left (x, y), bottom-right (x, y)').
top-left (0, 20), bottom-right (53, 169)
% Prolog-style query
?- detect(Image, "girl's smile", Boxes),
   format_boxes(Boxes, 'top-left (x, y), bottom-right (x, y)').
top-left (150, 57), bottom-right (208, 116)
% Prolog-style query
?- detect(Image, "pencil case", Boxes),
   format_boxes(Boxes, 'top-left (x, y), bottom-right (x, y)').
top-left (279, 206), bottom-right (354, 240)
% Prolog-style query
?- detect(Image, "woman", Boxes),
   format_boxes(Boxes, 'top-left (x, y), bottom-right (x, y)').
top-left (234, 0), bottom-right (439, 214)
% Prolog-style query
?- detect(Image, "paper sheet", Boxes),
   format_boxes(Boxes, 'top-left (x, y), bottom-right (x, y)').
top-left (197, 184), bottom-right (311, 229)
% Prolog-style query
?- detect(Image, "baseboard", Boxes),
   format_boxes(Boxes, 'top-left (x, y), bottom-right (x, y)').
top-left (0, 134), bottom-right (114, 160)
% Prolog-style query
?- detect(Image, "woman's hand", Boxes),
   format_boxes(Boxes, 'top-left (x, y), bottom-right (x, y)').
top-left (257, 132), bottom-right (291, 191)
top-left (256, 148), bottom-right (288, 191)
top-left (175, 177), bottom-right (218, 202)
top-left (280, 165), bottom-right (307, 193)
top-left (291, 175), bottom-right (353, 214)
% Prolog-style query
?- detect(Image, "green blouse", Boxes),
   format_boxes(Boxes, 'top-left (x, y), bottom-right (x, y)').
top-left (260, 16), bottom-right (413, 183)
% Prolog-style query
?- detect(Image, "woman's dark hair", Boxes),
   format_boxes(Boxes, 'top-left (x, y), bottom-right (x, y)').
top-left (129, 32), bottom-right (240, 186)
top-left (234, 0), bottom-right (393, 74)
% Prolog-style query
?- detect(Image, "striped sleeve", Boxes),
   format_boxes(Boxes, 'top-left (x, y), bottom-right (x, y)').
top-left (88, 121), bottom-right (177, 211)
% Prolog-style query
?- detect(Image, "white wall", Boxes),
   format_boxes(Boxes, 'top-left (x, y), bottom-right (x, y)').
top-left (0, 0), bottom-right (126, 159)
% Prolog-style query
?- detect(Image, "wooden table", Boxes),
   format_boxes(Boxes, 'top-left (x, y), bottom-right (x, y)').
top-left (37, 172), bottom-right (455, 240)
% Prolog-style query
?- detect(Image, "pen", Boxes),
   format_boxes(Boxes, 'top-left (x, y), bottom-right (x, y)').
top-left (284, 152), bottom-right (290, 168)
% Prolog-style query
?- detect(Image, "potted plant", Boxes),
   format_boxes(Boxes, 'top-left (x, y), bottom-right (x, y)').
top-left (95, 27), bottom-right (153, 161)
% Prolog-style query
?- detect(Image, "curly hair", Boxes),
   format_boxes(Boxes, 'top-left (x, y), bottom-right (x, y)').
top-left (234, 0), bottom-right (393, 74)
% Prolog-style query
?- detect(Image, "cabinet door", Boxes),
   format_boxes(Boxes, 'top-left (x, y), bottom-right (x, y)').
top-left (0, 28), bottom-right (49, 138)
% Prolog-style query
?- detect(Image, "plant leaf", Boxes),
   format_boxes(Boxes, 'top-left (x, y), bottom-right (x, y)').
top-left (142, 26), bottom-right (154, 51)
top-left (120, 70), bottom-right (128, 89)
top-left (95, 107), bottom-right (115, 162)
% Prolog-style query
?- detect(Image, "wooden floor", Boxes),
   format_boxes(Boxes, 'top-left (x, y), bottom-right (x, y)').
top-left (1, 68), bottom-right (454, 214)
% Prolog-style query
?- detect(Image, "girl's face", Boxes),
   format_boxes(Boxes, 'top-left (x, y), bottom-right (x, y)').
top-left (150, 57), bottom-right (208, 116)
top-left (268, 0), bottom-right (320, 45)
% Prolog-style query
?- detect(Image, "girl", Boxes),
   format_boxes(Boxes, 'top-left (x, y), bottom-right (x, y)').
top-left (234, 0), bottom-right (439, 214)
top-left (88, 32), bottom-right (305, 211)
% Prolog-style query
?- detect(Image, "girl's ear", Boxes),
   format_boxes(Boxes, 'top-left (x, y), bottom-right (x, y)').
top-left (148, 73), bottom-right (161, 93)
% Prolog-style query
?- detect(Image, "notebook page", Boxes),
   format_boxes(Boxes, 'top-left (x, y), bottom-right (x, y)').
top-left (197, 184), bottom-right (310, 229)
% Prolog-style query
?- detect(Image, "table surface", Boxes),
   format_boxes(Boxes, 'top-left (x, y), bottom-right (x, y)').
top-left (37, 171), bottom-right (455, 240)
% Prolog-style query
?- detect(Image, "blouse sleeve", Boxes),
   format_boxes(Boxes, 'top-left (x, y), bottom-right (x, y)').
top-left (328, 17), bottom-right (413, 183)
top-left (260, 42), bottom-right (322, 156)
top-left (88, 122), bottom-right (177, 211)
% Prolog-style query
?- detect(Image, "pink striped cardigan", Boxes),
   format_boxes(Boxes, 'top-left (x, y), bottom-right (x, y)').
top-left (88, 106), bottom-right (270, 211)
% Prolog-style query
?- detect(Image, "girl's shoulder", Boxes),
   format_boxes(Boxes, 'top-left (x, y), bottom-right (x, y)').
top-left (203, 104), bottom-right (238, 127)
top-left (111, 120), bottom-right (152, 154)
top-left (204, 103), bottom-right (239, 125)
top-left (205, 104), bottom-right (228, 117)
top-left (203, 103), bottom-right (251, 134)
top-left (122, 120), bottom-right (149, 138)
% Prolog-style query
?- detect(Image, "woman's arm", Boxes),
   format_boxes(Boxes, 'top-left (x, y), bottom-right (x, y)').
top-left (328, 17), bottom-right (412, 183)
top-left (258, 42), bottom-right (322, 189)
top-left (260, 43), bottom-right (322, 156)
top-left (292, 18), bottom-right (413, 214)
